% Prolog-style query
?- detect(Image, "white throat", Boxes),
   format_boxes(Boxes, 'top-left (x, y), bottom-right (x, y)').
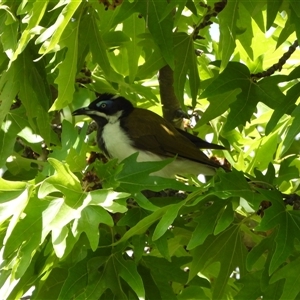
top-left (107, 110), bottom-right (123, 123)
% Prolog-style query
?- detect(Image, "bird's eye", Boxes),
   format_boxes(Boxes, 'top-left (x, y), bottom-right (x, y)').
top-left (100, 103), bottom-right (106, 108)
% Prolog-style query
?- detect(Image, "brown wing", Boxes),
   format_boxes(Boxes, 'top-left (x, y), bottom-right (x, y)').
top-left (176, 128), bottom-right (226, 150)
top-left (122, 108), bottom-right (222, 169)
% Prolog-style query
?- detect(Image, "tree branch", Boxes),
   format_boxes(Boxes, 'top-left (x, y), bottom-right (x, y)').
top-left (193, 0), bottom-right (227, 40)
top-left (158, 64), bottom-right (183, 128)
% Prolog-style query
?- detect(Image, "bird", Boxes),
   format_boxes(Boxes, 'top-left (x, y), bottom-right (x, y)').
top-left (72, 94), bottom-right (226, 178)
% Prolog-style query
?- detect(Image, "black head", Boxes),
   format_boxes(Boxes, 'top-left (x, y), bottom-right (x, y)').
top-left (72, 94), bottom-right (134, 124)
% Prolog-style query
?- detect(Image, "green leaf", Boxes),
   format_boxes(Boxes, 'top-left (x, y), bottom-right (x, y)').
top-left (239, 0), bottom-right (265, 32)
top-left (52, 226), bottom-right (69, 258)
top-left (152, 200), bottom-right (185, 241)
top-left (153, 233), bottom-right (171, 261)
top-left (266, 80), bottom-right (299, 135)
top-left (276, 16), bottom-right (295, 48)
top-left (0, 59), bottom-right (20, 129)
top-left (117, 207), bottom-right (150, 227)
top-left (282, 104), bottom-right (300, 156)
top-left (214, 169), bottom-right (262, 207)
top-left (34, 268), bottom-right (68, 300)
top-left (144, 0), bottom-right (174, 69)
top-left (123, 14), bottom-right (144, 83)
top-left (36, 105), bottom-right (51, 146)
top-left (89, 189), bottom-right (129, 213)
top-left (137, 265), bottom-right (163, 299)
top-left (111, 0), bottom-right (142, 27)
top-left (0, 14), bottom-right (18, 60)
top-left (235, 271), bottom-right (263, 300)
top-left (89, 9), bottom-right (122, 82)
top-left (47, 120), bottom-right (87, 173)
top-left (6, 152), bottom-right (42, 177)
top-left (131, 234), bottom-right (147, 262)
top-left (246, 131), bottom-right (279, 173)
top-left (0, 178), bottom-right (28, 225)
top-left (187, 199), bottom-right (230, 250)
top-left (266, 0), bottom-right (283, 30)
top-left (178, 286), bottom-right (209, 300)
top-left (9, 106), bottom-right (43, 143)
top-left (84, 255), bottom-right (126, 299)
top-left (275, 155), bottom-right (299, 185)
top-left (214, 202), bottom-right (234, 235)
top-left (202, 62), bottom-right (285, 131)
top-left (40, 188), bottom-right (127, 258)
top-left (132, 192), bottom-right (160, 212)
top-left (39, 158), bottom-right (82, 207)
top-left (11, 0), bottom-right (49, 62)
top-left (3, 195), bottom-right (48, 279)
top-left (115, 204), bottom-right (176, 245)
top-left (142, 256), bottom-right (191, 299)
top-left (137, 47), bottom-right (165, 80)
top-left (270, 257), bottom-right (300, 300)
top-left (117, 255), bottom-right (145, 299)
top-left (36, 1), bottom-right (81, 55)
top-left (72, 206), bottom-right (113, 251)
top-left (116, 153), bottom-right (196, 193)
top-left (189, 225), bottom-right (247, 299)
top-left (5, 251), bottom-right (38, 300)
top-left (0, 117), bottom-right (18, 167)
top-left (218, 0), bottom-right (238, 70)
top-left (236, 3), bottom-right (254, 60)
top-left (246, 231), bottom-right (274, 271)
top-left (197, 88), bottom-right (241, 126)
top-left (50, 21), bottom-right (79, 111)
top-left (58, 259), bottom-right (88, 299)
top-left (174, 32), bottom-right (200, 105)
top-left (102, 31), bottom-right (130, 47)
top-left (290, 10), bottom-right (300, 47)
top-left (255, 189), bottom-right (300, 274)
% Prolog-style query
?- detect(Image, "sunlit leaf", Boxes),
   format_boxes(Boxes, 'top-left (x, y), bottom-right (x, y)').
top-left (36, 1), bottom-right (81, 54)
top-left (218, 0), bottom-right (238, 70)
top-left (11, 0), bottom-right (49, 62)
top-left (123, 14), bottom-right (144, 82)
top-left (201, 62), bottom-right (285, 131)
top-left (38, 158), bottom-right (83, 207)
top-left (50, 21), bottom-right (79, 111)
top-left (3, 195), bottom-right (48, 279)
top-left (0, 178), bottom-right (28, 225)
top-left (72, 206), bottom-right (113, 251)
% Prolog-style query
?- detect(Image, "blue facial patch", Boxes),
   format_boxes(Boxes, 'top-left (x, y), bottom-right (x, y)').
top-left (94, 100), bottom-right (114, 110)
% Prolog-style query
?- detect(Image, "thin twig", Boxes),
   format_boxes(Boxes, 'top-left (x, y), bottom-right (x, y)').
top-left (251, 40), bottom-right (299, 80)
top-left (193, 0), bottom-right (227, 40)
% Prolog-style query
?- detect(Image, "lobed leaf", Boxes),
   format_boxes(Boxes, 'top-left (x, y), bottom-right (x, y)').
top-left (255, 189), bottom-right (300, 274)
top-left (189, 225), bottom-right (247, 299)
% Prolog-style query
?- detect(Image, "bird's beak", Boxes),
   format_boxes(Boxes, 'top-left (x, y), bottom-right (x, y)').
top-left (72, 107), bottom-right (90, 116)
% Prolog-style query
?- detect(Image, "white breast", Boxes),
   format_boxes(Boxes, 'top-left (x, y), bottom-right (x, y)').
top-left (102, 121), bottom-right (139, 161)
top-left (101, 121), bottom-right (215, 178)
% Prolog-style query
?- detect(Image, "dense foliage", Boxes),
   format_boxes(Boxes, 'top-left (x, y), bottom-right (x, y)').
top-left (1, 0), bottom-right (300, 299)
